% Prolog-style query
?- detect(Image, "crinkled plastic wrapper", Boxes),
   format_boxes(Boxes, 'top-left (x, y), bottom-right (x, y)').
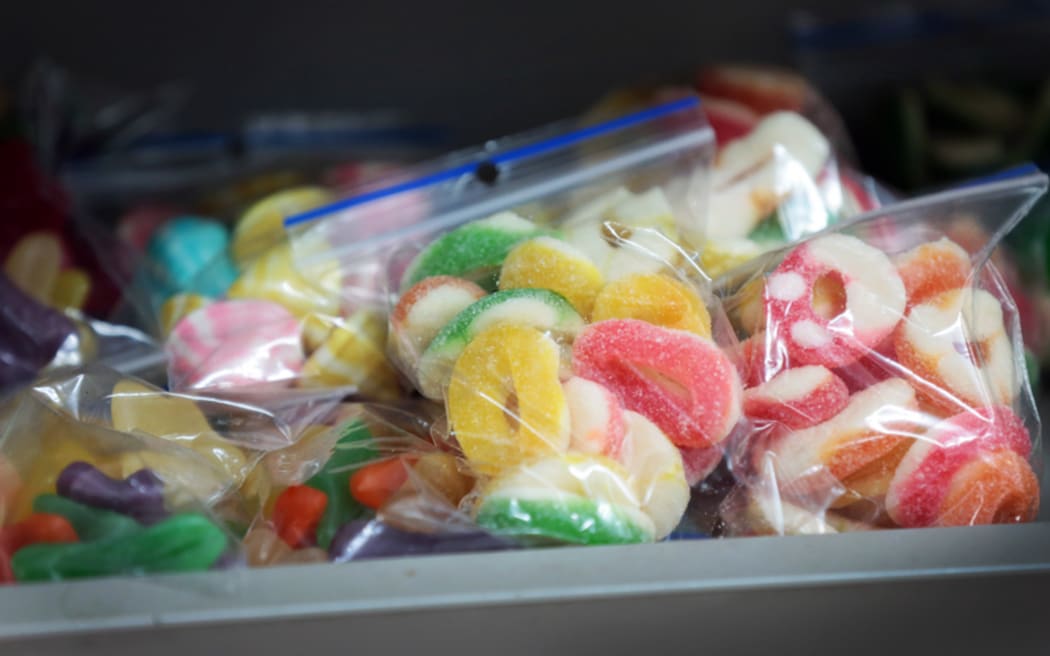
top-left (714, 169), bottom-right (1047, 535)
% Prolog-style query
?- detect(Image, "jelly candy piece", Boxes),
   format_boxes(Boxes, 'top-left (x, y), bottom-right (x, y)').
top-left (329, 519), bottom-right (513, 562)
top-left (349, 458), bottom-right (414, 510)
top-left (389, 276), bottom-right (486, 375)
top-left (418, 288), bottom-right (583, 400)
top-left (301, 310), bottom-right (401, 400)
top-left (56, 462), bottom-right (167, 524)
top-left (406, 452), bottom-right (473, 507)
top-left (447, 324), bottom-right (570, 476)
top-left (698, 239), bottom-right (765, 279)
top-left (499, 237), bottom-right (604, 317)
top-left (591, 273), bottom-right (712, 337)
top-left (166, 299), bottom-right (304, 390)
top-left (305, 420), bottom-right (376, 549)
top-left (894, 238), bottom-right (972, 307)
top-left (301, 312), bottom-right (336, 354)
top-left (145, 216), bottom-right (239, 298)
top-left (33, 494), bottom-right (140, 541)
top-left (232, 187), bottom-right (332, 265)
top-left (1, 513), bottom-right (78, 554)
top-left (475, 453), bottom-right (655, 546)
top-left (243, 524), bottom-right (291, 566)
top-left (11, 513), bottom-right (228, 582)
top-left (110, 379), bottom-right (250, 484)
top-left (51, 268), bottom-right (91, 310)
top-left (273, 485), bottom-right (328, 548)
top-left (227, 243), bottom-right (341, 318)
top-left (4, 231), bottom-right (61, 305)
top-left (402, 213), bottom-right (544, 291)
top-left (573, 319), bottom-right (742, 449)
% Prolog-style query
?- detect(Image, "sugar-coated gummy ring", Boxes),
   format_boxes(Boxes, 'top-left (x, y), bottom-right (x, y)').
top-left (893, 238), bottom-right (971, 308)
top-left (417, 287), bottom-right (584, 400)
top-left (764, 378), bottom-right (919, 506)
top-left (475, 453), bottom-right (655, 545)
top-left (886, 405), bottom-right (1037, 527)
top-left (447, 324), bottom-right (570, 476)
top-left (572, 319), bottom-right (742, 449)
top-left (563, 377), bottom-right (626, 460)
top-left (591, 273), bottom-right (712, 337)
top-left (743, 365), bottom-right (850, 430)
top-left (894, 288), bottom-right (1017, 414)
top-left (389, 276), bottom-right (486, 371)
top-left (499, 236), bottom-right (604, 317)
top-left (402, 212), bottom-right (544, 291)
top-left (619, 411), bottom-right (690, 540)
top-left (764, 234), bottom-right (905, 368)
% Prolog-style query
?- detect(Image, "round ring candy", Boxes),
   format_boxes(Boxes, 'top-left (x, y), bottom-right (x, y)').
top-left (591, 272), bottom-right (712, 337)
top-left (563, 376), bottom-right (625, 460)
top-left (894, 238), bottom-right (971, 307)
top-left (402, 212), bottom-right (543, 291)
top-left (475, 453), bottom-right (655, 545)
top-left (417, 288), bottom-right (583, 400)
top-left (619, 411), bottom-right (689, 539)
top-left (743, 365), bottom-right (850, 430)
top-left (764, 234), bottom-right (905, 368)
top-left (389, 276), bottom-right (486, 374)
top-left (166, 299), bottom-right (304, 390)
top-left (572, 319), bottom-right (741, 449)
top-left (894, 288), bottom-right (1016, 414)
top-left (499, 236), bottom-right (604, 317)
top-left (886, 406), bottom-right (1037, 527)
top-left (447, 324), bottom-right (570, 476)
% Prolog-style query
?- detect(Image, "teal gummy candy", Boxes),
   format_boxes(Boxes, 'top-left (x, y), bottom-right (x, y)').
top-left (305, 419), bottom-right (378, 549)
top-left (33, 494), bottom-right (140, 542)
top-left (11, 513), bottom-right (228, 582)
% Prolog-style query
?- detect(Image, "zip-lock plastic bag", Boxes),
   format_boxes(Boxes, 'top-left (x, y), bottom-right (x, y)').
top-left (714, 168), bottom-right (1047, 535)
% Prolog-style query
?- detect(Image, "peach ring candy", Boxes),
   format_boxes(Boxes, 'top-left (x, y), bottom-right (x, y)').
top-left (474, 452), bottom-right (655, 545)
top-left (744, 365), bottom-right (850, 430)
top-left (895, 288), bottom-right (1017, 414)
top-left (619, 411), bottom-right (689, 539)
top-left (417, 288), bottom-right (584, 400)
top-left (389, 276), bottom-right (486, 375)
top-left (166, 299), bottom-right (304, 390)
top-left (764, 378), bottom-right (919, 507)
top-left (894, 238), bottom-right (971, 307)
top-left (499, 236), bottom-right (604, 317)
top-left (591, 273), bottom-right (712, 338)
top-left (301, 310), bottom-right (401, 400)
top-left (447, 324), bottom-right (570, 476)
top-left (886, 406), bottom-right (1038, 527)
top-left (563, 376), bottom-right (625, 460)
top-left (572, 319), bottom-right (742, 449)
top-left (401, 212), bottom-right (543, 291)
top-left (764, 234), bottom-right (905, 368)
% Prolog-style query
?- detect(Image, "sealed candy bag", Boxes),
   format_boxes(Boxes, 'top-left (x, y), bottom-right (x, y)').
top-left (0, 369), bottom-right (262, 582)
top-left (716, 168), bottom-right (1048, 534)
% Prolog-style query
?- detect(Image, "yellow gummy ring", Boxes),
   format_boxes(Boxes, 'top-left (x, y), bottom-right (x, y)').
top-left (591, 273), bottom-right (712, 337)
top-left (447, 324), bottom-right (569, 476)
top-left (499, 237), bottom-right (604, 317)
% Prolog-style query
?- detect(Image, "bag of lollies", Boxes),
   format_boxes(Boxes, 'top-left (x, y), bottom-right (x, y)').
top-left (715, 166), bottom-right (1048, 535)
top-left (0, 366), bottom-right (264, 583)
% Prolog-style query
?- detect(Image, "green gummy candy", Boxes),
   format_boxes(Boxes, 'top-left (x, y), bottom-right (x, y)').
top-left (402, 213), bottom-right (543, 291)
top-left (12, 513), bottom-right (228, 582)
top-left (305, 419), bottom-right (377, 549)
top-left (747, 213), bottom-right (787, 244)
top-left (32, 494), bottom-right (141, 542)
top-left (476, 497), bottom-right (653, 546)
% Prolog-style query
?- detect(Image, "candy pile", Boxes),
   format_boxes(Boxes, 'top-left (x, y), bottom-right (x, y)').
top-left (385, 208), bottom-right (741, 545)
top-left (724, 233), bottom-right (1040, 532)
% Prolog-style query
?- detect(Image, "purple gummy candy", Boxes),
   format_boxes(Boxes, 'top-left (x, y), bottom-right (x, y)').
top-left (329, 519), bottom-right (515, 563)
top-left (0, 273), bottom-right (76, 390)
top-left (56, 461), bottom-right (168, 524)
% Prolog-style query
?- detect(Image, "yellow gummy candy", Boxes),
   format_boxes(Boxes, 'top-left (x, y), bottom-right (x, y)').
top-left (301, 310), bottom-right (401, 400)
top-left (5, 232), bottom-right (61, 306)
top-left (227, 243), bottom-right (341, 318)
top-left (232, 186), bottom-right (333, 266)
top-left (109, 380), bottom-right (250, 485)
top-left (50, 268), bottom-right (91, 311)
top-left (301, 312), bottom-right (338, 354)
top-left (591, 273), bottom-right (712, 337)
top-left (698, 239), bottom-right (764, 279)
top-left (159, 293), bottom-right (211, 336)
top-left (499, 237), bottom-right (604, 318)
top-left (447, 324), bottom-right (569, 477)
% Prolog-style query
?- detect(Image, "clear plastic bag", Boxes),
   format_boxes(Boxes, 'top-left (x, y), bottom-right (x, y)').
top-left (715, 167), bottom-right (1047, 535)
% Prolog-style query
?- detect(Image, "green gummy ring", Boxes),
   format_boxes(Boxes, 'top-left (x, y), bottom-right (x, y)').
top-left (402, 213), bottom-right (544, 292)
top-left (476, 496), bottom-right (653, 546)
